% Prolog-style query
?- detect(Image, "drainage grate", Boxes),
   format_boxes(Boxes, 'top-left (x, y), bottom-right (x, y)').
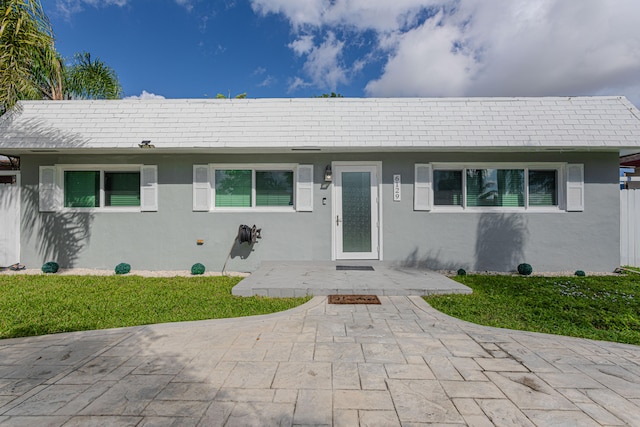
top-left (336, 265), bottom-right (375, 271)
top-left (328, 295), bottom-right (381, 304)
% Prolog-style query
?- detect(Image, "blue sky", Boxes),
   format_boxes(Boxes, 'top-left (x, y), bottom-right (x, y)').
top-left (47, 0), bottom-right (640, 105)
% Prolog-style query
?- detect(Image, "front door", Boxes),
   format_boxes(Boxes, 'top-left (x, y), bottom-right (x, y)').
top-left (334, 164), bottom-right (380, 260)
top-left (0, 171), bottom-right (20, 267)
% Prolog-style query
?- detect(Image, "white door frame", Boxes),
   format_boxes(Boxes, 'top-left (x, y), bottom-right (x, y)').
top-left (0, 170), bottom-right (21, 267)
top-left (331, 161), bottom-right (382, 260)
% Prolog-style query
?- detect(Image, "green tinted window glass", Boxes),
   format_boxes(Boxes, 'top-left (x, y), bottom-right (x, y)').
top-left (256, 171), bottom-right (293, 206)
top-left (64, 171), bottom-right (99, 207)
top-left (529, 170), bottom-right (557, 206)
top-left (433, 170), bottom-right (462, 206)
top-left (215, 170), bottom-right (251, 207)
top-left (466, 169), bottom-right (524, 207)
top-left (105, 172), bottom-right (140, 207)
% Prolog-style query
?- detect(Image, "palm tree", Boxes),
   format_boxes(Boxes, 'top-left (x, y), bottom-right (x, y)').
top-left (31, 47), bottom-right (65, 100)
top-left (0, 0), bottom-right (55, 111)
top-left (64, 52), bottom-right (122, 100)
top-left (1, 1), bottom-right (122, 114)
top-left (0, 0), bottom-right (121, 172)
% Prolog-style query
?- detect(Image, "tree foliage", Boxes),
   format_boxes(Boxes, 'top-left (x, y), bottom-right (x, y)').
top-left (65, 52), bottom-right (122, 100)
top-left (216, 92), bottom-right (247, 99)
top-left (0, 1), bottom-right (122, 113)
top-left (314, 92), bottom-right (344, 98)
top-left (0, 0), bottom-right (55, 111)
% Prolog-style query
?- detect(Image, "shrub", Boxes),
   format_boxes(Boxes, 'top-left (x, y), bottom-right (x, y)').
top-left (575, 270), bottom-right (586, 277)
top-left (191, 263), bottom-right (206, 275)
top-left (517, 263), bottom-right (533, 276)
top-left (457, 268), bottom-right (467, 276)
top-left (41, 262), bottom-right (59, 274)
top-left (115, 263), bottom-right (131, 275)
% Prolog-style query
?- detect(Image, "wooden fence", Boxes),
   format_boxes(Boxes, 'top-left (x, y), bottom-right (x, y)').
top-left (621, 189), bottom-right (640, 267)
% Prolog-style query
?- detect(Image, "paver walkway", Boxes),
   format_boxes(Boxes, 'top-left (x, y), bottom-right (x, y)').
top-left (1, 296), bottom-right (639, 426)
top-left (232, 261), bottom-right (472, 297)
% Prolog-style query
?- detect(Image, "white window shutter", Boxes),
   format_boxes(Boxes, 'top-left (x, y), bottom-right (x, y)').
top-left (296, 164), bottom-right (314, 212)
top-left (193, 165), bottom-right (211, 211)
top-left (140, 165), bottom-right (158, 212)
top-left (39, 166), bottom-right (59, 212)
top-left (566, 164), bottom-right (584, 212)
top-left (414, 164), bottom-right (433, 211)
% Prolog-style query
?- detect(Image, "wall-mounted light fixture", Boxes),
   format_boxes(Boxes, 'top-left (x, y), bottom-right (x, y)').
top-left (138, 140), bottom-right (155, 148)
top-left (324, 165), bottom-right (332, 182)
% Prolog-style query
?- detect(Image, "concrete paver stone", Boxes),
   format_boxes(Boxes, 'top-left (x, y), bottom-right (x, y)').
top-left (0, 264), bottom-right (639, 426)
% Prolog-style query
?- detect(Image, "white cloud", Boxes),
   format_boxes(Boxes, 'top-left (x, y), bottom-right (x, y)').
top-left (251, 0), bottom-right (326, 30)
top-left (456, 0), bottom-right (640, 99)
top-left (252, 0), bottom-right (640, 105)
top-left (55, 0), bottom-right (128, 17)
top-left (298, 32), bottom-right (349, 91)
top-left (287, 76), bottom-right (311, 93)
top-left (124, 90), bottom-right (166, 100)
top-left (366, 11), bottom-right (474, 97)
top-left (251, 0), bottom-right (443, 32)
top-left (288, 35), bottom-right (315, 56)
top-left (174, 0), bottom-right (195, 12)
top-left (55, 0), bottom-right (194, 18)
top-left (258, 75), bottom-right (277, 87)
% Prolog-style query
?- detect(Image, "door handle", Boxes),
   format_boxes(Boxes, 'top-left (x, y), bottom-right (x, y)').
top-left (336, 215), bottom-right (341, 226)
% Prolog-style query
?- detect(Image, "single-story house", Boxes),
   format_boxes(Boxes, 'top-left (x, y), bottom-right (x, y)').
top-left (1, 96), bottom-right (639, 273)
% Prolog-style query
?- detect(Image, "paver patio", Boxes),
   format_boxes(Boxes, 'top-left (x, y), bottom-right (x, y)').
top-left (1, 295), bottom-right (639, 426)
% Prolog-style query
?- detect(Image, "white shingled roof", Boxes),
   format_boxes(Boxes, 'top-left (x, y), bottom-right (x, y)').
top-left (1, 96), bottom-right (639, 153)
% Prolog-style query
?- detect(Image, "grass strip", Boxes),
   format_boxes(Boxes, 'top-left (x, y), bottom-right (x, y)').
top-left (0, 275), bottom-right (310, 339)
top-left (425, 275), bottom-right (640, 346)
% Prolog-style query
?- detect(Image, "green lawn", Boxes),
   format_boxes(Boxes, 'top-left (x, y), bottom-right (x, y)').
top-left (425, 275), bottom-right (640, 345)
top-left (0, 275), bottom-right (310, 339)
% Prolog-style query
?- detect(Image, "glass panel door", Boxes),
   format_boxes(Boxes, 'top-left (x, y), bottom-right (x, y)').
top-left (342, 172), bottom-right (372, 253)
top-left (334, 165), bottom-right (379, 260)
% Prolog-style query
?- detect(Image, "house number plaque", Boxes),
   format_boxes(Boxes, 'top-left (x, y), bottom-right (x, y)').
top-left (393, 174), bottom-right (401, 201)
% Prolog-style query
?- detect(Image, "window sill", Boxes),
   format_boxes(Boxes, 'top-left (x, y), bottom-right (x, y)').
top-left (209, 207), bottom-right (297, 213)
top-left (430, 207), bottom-right (564, 213)
top-left (62, 207), bottom-right (142, 213)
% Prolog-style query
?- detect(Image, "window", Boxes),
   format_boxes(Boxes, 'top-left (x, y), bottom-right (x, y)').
top-left (64, 171), bottom-right (100, 207)
top-left (192, 164), bottom-right (308, 212)
top-left (38, 164), bottom-right (157, 212)
top-left (215, 169), bottom-right (252, 207)
top-left (214, 169), bottom-right (294, 208)
top-left (528, 170), bottom-right (557, 206)
top-left (466, 169), bottom-right (524, 207)
top-left (423, 163), bottom-right (567, 211)
top-left (433, 170), bottom-right (462, 206)
top-left (256, 171), bottom-right (294, 207)
top-left (63, 170), bottom-right (141, 208)
top-left (63, 171), bottom-right (142, 208)
top-left (105, 172), bottom-right (141, 207)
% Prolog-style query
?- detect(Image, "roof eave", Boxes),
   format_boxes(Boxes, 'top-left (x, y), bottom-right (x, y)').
top-left (1, 145), bottom-right (634, 156)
